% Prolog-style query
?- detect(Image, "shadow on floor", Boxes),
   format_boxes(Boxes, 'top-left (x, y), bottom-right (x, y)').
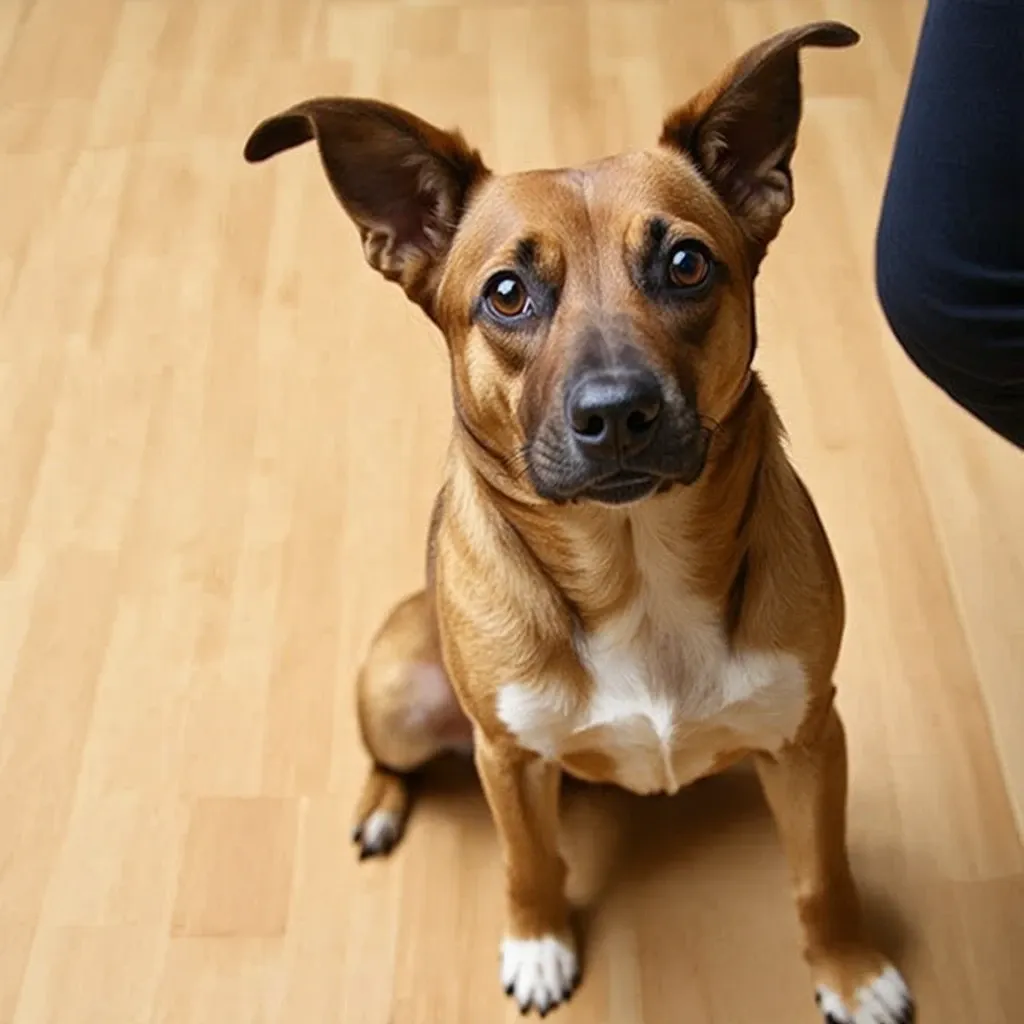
top-left (408, 752), bottom-right (912, 965)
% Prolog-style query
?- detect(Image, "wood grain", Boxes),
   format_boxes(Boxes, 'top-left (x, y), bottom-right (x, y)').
top-left (1, 1), bottom-right (1021, 1022)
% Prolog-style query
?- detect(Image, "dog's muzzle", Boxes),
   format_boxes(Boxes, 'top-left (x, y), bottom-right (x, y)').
top-left (564, 367), bottom-right (668, 505)
top-left (524, 365), bottom-right (708, 507)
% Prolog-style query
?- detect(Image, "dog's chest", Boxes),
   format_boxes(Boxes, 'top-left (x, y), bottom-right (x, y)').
top-left (496, 596), bottom-right (808, 795)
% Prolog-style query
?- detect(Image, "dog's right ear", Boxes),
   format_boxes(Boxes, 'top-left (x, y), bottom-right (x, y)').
top-left (244, 98), bottom-right (489, 317)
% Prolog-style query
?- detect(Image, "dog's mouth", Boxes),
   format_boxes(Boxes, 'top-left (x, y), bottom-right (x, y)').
top-left (524, 421), bottom-right (711, 507)
top-left (582, 471), bottom-right (661, 506)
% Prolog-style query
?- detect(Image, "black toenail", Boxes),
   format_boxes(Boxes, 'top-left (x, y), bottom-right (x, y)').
top-left (504, 984), bottom-right (514, 996)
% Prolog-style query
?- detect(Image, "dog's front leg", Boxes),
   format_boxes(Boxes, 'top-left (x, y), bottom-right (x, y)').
top-left (475, 737), bottom-right (579, 1016)
top-left (755, 704), bottom-right (914, 1024)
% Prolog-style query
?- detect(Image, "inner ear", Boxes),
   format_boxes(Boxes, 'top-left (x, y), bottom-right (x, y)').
top-left (244, 97), bottom-right (490, 316)
top-left (660, 21), bottom-right (859, 261)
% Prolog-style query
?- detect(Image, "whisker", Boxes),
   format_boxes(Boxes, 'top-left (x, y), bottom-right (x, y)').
top-left (521, 438), bottom-right (566, 477)
top-left (698, 412), bottom-right (722, 438)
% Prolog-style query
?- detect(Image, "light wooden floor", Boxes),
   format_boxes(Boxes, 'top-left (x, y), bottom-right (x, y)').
top-left (2, 1), bottom-right (1022, 1021)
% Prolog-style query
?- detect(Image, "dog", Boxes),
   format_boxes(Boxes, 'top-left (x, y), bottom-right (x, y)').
top-left (245, 20), bottom-right (913, 1023)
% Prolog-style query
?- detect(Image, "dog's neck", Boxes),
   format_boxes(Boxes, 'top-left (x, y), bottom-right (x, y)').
top-left (449, 374), bottom-right (780, 631)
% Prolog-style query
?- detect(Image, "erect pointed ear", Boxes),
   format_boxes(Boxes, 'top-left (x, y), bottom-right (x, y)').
top-left (660, 21), bottom-right (859, 264)
top-left (244, 97), bottom-right (489, 316)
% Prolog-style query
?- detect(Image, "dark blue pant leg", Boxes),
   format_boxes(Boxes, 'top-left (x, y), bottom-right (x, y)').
top-left (875, 0), bottom-right (1024, 447)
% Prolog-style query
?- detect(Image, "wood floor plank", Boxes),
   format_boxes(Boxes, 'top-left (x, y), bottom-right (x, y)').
top-left (0, 550), bottom-right (120, 1020)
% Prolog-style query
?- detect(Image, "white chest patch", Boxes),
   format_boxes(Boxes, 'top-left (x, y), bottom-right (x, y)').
top-left (496, 596), bottom-right (808, 795)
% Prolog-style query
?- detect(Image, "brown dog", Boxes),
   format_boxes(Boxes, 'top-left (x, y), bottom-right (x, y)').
top-left (245, 21), bottom-right (913, 1023)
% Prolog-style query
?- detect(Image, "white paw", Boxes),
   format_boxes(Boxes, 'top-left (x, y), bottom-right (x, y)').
top-left (500, 935), bottom-right (580, 1016)
top-left (352, 809), bottom-right (402, 859)
top-left (817, 966), bottom-right (915, 1023)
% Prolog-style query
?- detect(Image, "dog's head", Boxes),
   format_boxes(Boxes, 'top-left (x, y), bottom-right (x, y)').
top-left (245, 22), bottom-right (857, 507)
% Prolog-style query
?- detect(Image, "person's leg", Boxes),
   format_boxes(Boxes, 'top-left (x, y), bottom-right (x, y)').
top-left (875, 0), bottom-right (1024, 447)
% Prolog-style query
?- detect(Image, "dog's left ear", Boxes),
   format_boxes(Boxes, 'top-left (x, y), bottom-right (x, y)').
top-left (244, 98), bottom-right (489, 317)
top-left (661, 21), bottom-right (859, 263)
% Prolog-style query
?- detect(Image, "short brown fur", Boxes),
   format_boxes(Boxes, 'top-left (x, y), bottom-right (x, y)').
top-left (246, 19), bottom-right (912, 1022)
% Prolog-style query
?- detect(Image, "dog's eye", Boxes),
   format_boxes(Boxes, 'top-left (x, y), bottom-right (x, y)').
top-left (667, 242), bottom-right (712, 291)
top-left (483, 273), bottom-right (531, 320)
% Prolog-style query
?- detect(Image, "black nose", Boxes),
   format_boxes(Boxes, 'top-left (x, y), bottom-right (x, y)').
top-left (567, 370), bottom-right (663, 459)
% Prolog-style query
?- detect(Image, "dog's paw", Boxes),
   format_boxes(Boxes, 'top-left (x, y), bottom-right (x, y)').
top-left (816, 965), bottom-right (914, 1024)
top-left (500, 935), bottom-right (580, 1016)
top-left (351, 809), bottom-right (402, 860)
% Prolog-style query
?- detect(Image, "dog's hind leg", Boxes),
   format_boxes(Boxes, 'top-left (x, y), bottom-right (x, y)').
top-left (351, 765), bottom-right (412, 860)
top-left (351, 590), bottom-right (473, 860)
